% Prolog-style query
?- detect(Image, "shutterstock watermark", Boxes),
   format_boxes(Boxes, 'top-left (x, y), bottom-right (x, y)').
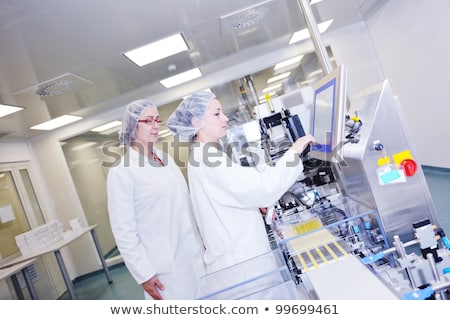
top-left (99, 138), bottom-right (348, 169)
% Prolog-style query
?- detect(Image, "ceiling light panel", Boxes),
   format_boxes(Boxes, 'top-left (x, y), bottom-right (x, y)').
top-left (274, 55), bottom-right (304, 70)
top-left (91, 121), bottom-right (122, 132)
top-left (262, 83), bottom-right (282, 93)
top-left (267, 72), bottom-right (291, 84)
top-left (160, 68), bottom-right (202, 88)
top-left (0, 104), bottom-right (24, 118)
top-left (30, 115), bottom-right (83, 130)
top-left (123, 33), bottom-right (188, 67)
top-left (289, 19), bottom-right (334, 44)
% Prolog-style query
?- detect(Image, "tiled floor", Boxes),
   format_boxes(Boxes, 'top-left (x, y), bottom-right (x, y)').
top-left (61, 165), bottom-right (450, 300)
top-left (58, 262), bottom-right (144, 300)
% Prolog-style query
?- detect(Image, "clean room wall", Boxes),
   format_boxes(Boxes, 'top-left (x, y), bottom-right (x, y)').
top-left (324, 22), bottom-right (385, 102)
top-left (29, 136), bottom-right (101, 277)
top-left (365, 0), bottom-right (450, 168)
top-left (0, 142), bottom-right (31, 162)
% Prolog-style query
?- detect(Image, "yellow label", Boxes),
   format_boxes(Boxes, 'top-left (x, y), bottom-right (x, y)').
top-left (377, 156), bottom-right (391, 166)
top-left (392, 149), bottom-right (413, 165)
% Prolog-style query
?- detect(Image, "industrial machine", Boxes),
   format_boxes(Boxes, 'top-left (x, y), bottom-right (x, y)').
top-left (199, 69), bottom-right (450, 300)
top-left (272, 75), bottom-right (450, 300)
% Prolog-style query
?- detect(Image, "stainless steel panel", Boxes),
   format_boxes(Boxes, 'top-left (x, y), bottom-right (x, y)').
top-left (338, 80), bottom-right (438, 243)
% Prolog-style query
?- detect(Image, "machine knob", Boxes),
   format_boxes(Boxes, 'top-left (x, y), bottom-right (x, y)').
top-left (374, 143), bottom-right (384, 151)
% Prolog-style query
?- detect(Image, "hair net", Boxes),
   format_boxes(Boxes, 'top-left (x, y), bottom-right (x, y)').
top-left (119, 99), bottom-right (157, 145)
top-left (166, 91), bottom-right (216, 141)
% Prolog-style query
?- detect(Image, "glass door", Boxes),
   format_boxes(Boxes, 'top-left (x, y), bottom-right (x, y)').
top-left (0, 170), bottom-right (30, 259)
top-left (0, 163), bottom-right (61, 299)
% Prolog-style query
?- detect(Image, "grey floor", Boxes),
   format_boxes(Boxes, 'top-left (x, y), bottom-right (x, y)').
top-left (58, 262), bottom-right (144, 300)
top-left (60, 165), bottom-right (450, 300)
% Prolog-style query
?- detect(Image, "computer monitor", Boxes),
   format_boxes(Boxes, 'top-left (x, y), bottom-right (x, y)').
top-left (309, 65), bottom-right (348, 162)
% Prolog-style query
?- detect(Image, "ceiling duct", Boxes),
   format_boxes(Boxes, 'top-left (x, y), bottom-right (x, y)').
top-left (35, 79), bottom-right (77, 97)
top-left (228, 6), bottom-right (268, 30)
top-left (13, 72), bottom-right (94, 97)
top-left (220, 0), bottom-right (273, 32)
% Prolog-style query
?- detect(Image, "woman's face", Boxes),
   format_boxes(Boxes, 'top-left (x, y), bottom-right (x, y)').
top-left (134, 106), bottom-right (160, 144)
top-left (197, 99), bottom-right (229, 142)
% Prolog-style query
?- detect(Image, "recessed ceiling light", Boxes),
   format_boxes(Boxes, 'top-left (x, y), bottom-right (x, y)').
top-left (308, 69), bottom-right (324, 78)
top-left (30, 115), bottom-right (83, 130)
top-left (289, 19), bottom-right (334, 44)
top-left (158, 129), bottom-right (170, 135)
top-left (0, 104), bottom-right (24, 118)
top-left (158, 129), bottom-right (173, 138)
top-left (267, 72), bottom-right (291, 84)
top-left (274, 55), bottom-right (304, 70)
top-left (123, 33), bottom-right (188, 67)
top-left (71, 141), bottom-right (97, 151)
top-left (160, 68), bottom-right (202, 88)
top-left (91, 121), bottom-right (122, 132)
top-left (262, 83), bottom-right (282, 93)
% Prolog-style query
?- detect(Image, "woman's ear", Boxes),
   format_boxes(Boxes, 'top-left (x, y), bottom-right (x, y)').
top-left (191, 116), bottom-right (203, 129)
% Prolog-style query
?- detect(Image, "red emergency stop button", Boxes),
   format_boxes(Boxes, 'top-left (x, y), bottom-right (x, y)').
top-left (401, 159), bottom-right (417, 176)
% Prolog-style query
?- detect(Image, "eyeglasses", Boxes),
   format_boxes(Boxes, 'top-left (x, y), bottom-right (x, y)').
top-left (137, 117), bottom-right (163, 126)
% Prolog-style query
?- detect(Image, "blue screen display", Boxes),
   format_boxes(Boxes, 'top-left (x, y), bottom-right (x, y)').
top-left (311, 78), bottom-right (336, 154)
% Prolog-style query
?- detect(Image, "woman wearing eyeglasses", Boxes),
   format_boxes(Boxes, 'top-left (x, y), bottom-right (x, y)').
top-left (106, 100), bottom-right (205, 300)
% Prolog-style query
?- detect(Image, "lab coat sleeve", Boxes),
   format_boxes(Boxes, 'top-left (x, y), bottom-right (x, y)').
top-left (197, 148), bottom-right (304, 208)
top-left (107, 167), bottom-right (156, 284)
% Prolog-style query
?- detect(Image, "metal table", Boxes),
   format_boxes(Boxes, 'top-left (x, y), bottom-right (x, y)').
top-left (0, 225), bottom-right (112, 299)
top-left (0, 258), bottom-right (38, 299)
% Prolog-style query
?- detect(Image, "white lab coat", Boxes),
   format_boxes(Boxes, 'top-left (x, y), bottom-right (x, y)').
top-left (107, 147), bottom-right (205, 299)
top-left (188, 142), bottom-right (305, 275)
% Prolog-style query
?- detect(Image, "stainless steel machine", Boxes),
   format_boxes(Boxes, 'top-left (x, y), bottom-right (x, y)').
top-left (204, 78), bottom-right (450, 300)
top-left (268, 79), bottom-right (450, 300)
top-left (337, 80), bottom-right (438, 244)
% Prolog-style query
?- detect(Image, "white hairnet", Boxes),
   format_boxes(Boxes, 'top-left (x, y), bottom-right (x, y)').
top-left (166, 91), bottom-right (216, 141)
top-left (119, 100), bottom-right (157, 145)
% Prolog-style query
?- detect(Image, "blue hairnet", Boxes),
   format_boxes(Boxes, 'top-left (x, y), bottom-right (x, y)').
top-left (166, 91), bottom-right (216, 141)
top-left (119, 100), bottom-right (157, 145)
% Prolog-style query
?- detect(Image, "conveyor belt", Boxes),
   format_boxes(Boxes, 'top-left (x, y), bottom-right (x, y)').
top-left (282, 228), bottom-right (351, 273)
top-left (305, 254), bottom-right (399, 299)
top-left (291, 239), bottom-right (350, 273)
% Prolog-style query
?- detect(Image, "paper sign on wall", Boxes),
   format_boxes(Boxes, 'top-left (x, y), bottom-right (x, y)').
top-left (0, 205), bottom-right (16, 223)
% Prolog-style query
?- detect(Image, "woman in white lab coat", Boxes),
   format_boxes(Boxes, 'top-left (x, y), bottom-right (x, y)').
top-left (107, 100), bottom-right (205, 300)
top-left (166, 92), bottom-right (314, 278)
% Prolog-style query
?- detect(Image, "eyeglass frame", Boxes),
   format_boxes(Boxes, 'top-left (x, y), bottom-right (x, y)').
top-left (137, 117), bottom-right (163, 126)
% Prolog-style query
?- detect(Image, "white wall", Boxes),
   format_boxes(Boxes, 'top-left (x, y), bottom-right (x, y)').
top-left (324, 22), bottom-right (385, 101)
top-left (29, 136), bottom-right (101, 277)
top-left (365, 0), bottom-right (450, 168)
top-left (0, 142), bottom-right (32, 162)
